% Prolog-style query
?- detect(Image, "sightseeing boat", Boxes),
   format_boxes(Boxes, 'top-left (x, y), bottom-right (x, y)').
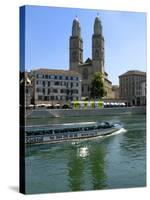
top-left (24, 121), bottom-right (122, 145)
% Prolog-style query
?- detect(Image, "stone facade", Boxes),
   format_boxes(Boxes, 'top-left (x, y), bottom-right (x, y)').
top-left (111, 85), bottom-right (119, 99)
top-left (69, 16), bottom-right (112, 99)
top-left (31, 69), bottom-right (81, 105)
top-left (119, 70), bottom-right (146, 106)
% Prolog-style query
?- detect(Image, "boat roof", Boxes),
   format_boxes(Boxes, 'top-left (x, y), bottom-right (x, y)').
top-left (25, 121), bottom-right (98, 131)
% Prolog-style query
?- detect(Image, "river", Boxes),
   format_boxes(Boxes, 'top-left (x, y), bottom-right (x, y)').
top-left (25, 114), bottom-right (146, 194)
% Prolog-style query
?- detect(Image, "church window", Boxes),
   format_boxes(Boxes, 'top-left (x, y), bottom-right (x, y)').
top-left (95, 39), bottom-right (99, 46)
top-left (80, 52), bottom-right (82, 60)
top-left (82, 85), bottom-right (84, 92)
top-left (72, 51), bottom-right (77, 61)
top-left (26, 88), bottom-right (28, 94)
top-left (83, 68), bottom-right (88, 80)
top-left (95, 50), bottom-right (99, 58)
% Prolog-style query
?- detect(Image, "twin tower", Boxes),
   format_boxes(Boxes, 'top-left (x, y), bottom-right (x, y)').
top-left (69, 16), bottom-right (105, 97)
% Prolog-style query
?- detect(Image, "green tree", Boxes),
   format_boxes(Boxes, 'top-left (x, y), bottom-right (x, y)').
top-left (90, 72), bottom-right (106, 99)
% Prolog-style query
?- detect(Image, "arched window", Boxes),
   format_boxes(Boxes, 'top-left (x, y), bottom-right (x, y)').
top-left (95, 50), bottom-right (99, 58)
top-left (72, 51), bottom-right (77, 61)
top-left (83, 68), bottom-right (88, 80)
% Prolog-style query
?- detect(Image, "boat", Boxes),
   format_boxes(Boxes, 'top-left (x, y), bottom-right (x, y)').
top-left (24, 121), bottom-right (122, 145)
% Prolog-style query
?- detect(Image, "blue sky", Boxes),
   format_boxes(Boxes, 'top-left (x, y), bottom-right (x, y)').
top-left (23, 5), bottom-right (146, 85)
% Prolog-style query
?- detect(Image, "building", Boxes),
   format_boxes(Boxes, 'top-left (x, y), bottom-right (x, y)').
top-left (69, 16), bottom-right (112, 99)
top-left (20, 72), bottom-right (33, 107)
top-left (119, 70), bottom-right (146, 106)
top-left (140, 80), bottom-right (146, 105)
top-left (111, 85), bottom-right (119, 99)
top-left (31, 68), bottom-right (81, 106)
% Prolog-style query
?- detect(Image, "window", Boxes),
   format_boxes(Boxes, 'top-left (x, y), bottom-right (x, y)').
top-left (82, 86), bottom-right (84, 92)
top-left (48, 81), bottom-right (50, 87)
top-left (53, 89), bottom-right (58, 93)
top-left (55, 81), bottom-right (59, 86)
top-left (95, 50), bottom-right (99, 58)
top-left (38, 95), bottom-right (43, 100)
top-left (45, 75), bottom-right (48, 79)
top-left (80, 53), bottom-right (82, 60)
top-left (83, 68), bottom-right (88, 80)
top-left (44, 96), bottom-right (49, 101)
top-left (72, 51), bottom-right (77, 61)
top-left (54, 75), bottom-right (57, 79)
top-left (36, 88), bottom-right (40, 93)
top-left (72, 89), bottom-right (78, 94)
top-left (43, 81), bottom-right (45, 87)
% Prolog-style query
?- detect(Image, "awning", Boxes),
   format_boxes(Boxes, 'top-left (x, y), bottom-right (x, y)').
top-left (28, 104), bottom-right (34, 107)
top-left (55, 103), bottom-right (60, 107)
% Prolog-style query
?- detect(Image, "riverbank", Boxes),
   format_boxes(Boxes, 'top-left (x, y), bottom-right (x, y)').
top-left (26, 106), bottom-right (146, 119)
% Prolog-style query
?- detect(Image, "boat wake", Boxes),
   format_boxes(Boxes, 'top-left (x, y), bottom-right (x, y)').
top-left (71, 128), bottom-right (127, 145)
top-left (105, 127), bottom-right (127, 137)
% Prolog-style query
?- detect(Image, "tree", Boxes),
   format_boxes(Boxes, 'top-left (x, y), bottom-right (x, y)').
top-left (90, 72), bottom-right (107, 99)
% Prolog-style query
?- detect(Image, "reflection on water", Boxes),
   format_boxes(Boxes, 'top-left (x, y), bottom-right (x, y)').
top-left (68, 146), bottom-right (84, 191)
top-left (25, 114), bottom-right (146, 194)
top-left (77, 146), bottom-right (89, 158)
top-left (89, 144), bottom-right (106, 190)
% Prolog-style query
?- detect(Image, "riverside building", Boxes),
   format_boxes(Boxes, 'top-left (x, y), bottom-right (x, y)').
top-left (119, 70), bottom-right (146, 106)
top-left (31, 68), bottom-right (81, 106)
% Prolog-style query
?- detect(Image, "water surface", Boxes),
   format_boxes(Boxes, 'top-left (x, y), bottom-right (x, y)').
top-left (25, 114), bottom-right (146, 194)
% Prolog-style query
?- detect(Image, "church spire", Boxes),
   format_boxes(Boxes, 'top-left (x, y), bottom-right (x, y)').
top-left (69, 17), bottom-right (83, 71)
top-left (72, 16), bottom-right (81, 37)
top-left (94, 15), bottom-right (102, 35)
top-left (92, 15), bottom-right (104, 74)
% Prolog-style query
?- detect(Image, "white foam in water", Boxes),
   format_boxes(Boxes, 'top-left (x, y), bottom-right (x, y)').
top-left (71, 128), bottom-right (127, 144)
top-left (105, 127), bottom-right (127, 137)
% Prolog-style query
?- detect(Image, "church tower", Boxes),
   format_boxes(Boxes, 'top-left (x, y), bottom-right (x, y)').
top-left (69, 17), bottom-right (83, 71)
top-left (92, 16), bottom-right (105, 74)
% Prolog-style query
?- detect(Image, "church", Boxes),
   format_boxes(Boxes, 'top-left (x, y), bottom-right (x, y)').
top-left (69, 16), bottom-right (112, 99)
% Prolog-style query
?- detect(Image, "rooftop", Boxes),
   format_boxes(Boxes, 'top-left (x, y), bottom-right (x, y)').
top-left (119, 70), bottom-right (146, 77)
top-left (31, 68), bottom-right (81, 77)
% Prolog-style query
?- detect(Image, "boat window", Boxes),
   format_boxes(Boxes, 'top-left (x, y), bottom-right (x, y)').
top-left (56, 135), bottom-right (62, 139)
top-left (54, 129), bottom-right (61, 134)
top-left (26, 131), bottom-right (32, 136)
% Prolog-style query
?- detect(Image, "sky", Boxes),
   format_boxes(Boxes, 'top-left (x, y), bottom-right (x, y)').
top-left (22, 5), bottom-right (147, 85)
